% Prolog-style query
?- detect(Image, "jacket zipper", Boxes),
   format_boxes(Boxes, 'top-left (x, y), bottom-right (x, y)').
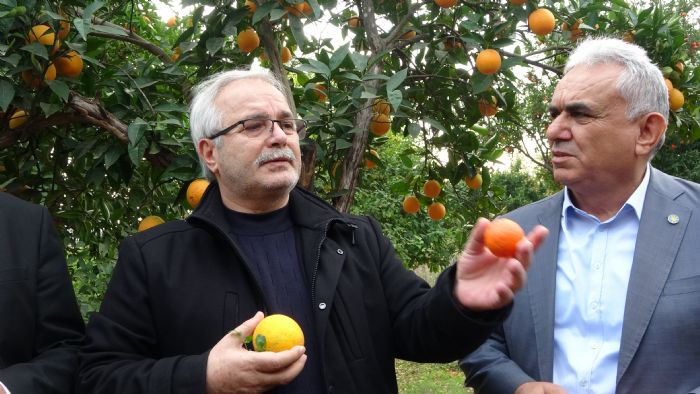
top-left (310, 220), bottom-right (358, 305)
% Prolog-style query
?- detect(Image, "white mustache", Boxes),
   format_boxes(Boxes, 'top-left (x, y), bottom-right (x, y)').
top-left (255, 149), bottom-right (296, 166)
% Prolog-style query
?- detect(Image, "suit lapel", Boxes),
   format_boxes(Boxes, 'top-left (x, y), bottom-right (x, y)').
top-left (528, 192), bottom-right (564, 381)
top-left (617, 168), bottom-right (690, 382)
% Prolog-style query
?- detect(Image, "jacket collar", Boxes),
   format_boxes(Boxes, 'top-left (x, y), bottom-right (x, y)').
top-left (187, 181), bottom-right (347, 231)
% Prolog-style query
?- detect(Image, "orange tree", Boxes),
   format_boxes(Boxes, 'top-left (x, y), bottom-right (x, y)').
top-left (1, 0), bottom-right (698, 313)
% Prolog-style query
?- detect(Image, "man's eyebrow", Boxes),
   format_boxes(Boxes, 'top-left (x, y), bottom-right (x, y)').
top-left (548, 102), bottom-right (594, 115)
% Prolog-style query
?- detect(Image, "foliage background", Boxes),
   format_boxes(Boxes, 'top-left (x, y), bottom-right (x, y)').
top-left (1, 0), bottom-right (699, 317)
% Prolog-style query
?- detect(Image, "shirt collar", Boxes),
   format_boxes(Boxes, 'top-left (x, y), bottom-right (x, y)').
top-left (562, 163), bottom-right (651, 222)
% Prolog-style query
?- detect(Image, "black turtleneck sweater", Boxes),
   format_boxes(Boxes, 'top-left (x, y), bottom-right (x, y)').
top-left (225, 205), bottom-right (323, 393)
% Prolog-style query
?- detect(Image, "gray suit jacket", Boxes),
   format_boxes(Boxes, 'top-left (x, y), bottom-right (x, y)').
top-left (461, 167), bottom-right (700, 394)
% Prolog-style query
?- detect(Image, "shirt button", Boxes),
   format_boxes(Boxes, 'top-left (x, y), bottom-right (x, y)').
top-left (579, 379), bottom-right (587, 387)
top-left (318, 302), bottom-right (327, 310)
top-left (336, 248), bottom-right (344, 255)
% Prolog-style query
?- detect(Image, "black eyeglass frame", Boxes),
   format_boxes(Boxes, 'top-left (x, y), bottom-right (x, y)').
top-left (209, 118), bottom-right (307, 140)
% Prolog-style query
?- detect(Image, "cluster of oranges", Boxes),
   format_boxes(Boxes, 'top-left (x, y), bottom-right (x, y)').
top-left (402, 173), bottom-right (483, 222)
top-left (369, 99), bottom-right (392, 137)
top-left (137, 179), bottom-right (210, 232)
top-left (9, 20), bottom-right (85, 130)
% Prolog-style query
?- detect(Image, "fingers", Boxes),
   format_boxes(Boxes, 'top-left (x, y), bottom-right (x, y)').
top-left (255, 346), bottom-right (307, 373)
top-left (514, 224), bottom-right (549, 270)
top-left (229, 311), bottom-right (264, 345)
top-left (463, 217), bottom-right (489, 256)
top-left (527, 225), bottom-right (549, 249)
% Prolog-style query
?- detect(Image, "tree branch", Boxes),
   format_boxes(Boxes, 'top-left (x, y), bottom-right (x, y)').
top-left (88, 18), bottom-right (174, 65)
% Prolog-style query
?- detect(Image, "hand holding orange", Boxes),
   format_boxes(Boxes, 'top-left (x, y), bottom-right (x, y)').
top-left (252, 314), bottom-right (304, 352)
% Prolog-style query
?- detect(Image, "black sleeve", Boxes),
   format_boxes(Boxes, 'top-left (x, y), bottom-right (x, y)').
top-left (77, 237), bottom-right (208, 394)
top-left (0, 205), bottom-right (85, 393)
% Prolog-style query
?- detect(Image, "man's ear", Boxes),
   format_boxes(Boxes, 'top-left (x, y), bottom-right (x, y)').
top-left (636, 112), bottom-right (667, 156)
top-left (198, 138), bottom-right (219, 177)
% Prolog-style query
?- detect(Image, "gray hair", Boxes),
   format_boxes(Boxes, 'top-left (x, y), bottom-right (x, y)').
top-left (189, 68), bottom-right (287, 181)
top-left (564, 37), bottom-right (668, 153)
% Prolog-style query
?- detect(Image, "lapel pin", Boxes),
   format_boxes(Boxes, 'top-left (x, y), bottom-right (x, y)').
top-left (667, 214), bottom-right (680, 224)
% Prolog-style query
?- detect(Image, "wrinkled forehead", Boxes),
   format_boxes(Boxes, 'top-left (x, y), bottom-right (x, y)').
top-left (553, 63), bottom-right (624, 104)
top-left (214, 78), bottom-right (291, 113)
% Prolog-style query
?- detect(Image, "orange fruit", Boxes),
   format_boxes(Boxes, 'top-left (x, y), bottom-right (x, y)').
top-left (245, 0), bottom-right (257, 13)
top-left (58, 19), bottom-right (71, 40)
top-left (528, 9), bottom-right (556, 36)
top-left (483, 218), bottom-right (525, 258)
top-left (400, 30), bottom-right (416, 40)
top-left (295, 2), bottom-right (313, 17)
top-left (434, 0), bottom-right (458, 8)
top-left (55, 51), bottom-right (83, 77)
top-left (475, 49), bottom-right (501, 75)
top-left (348, 16), bottom-right (360, 28)
top-left (138, 215), bottom-right (165, 232)
top-left (27, 25), bottom-right (55, 45)
top-left (478, 96), bottom-right (498, 117)
top-left (423, 179), bottom-right (441, 198)
top-left (280, 46), bottom-right (292, 63)
top-left (166, 16), bottom-right (177, 27)
top-left (402, 195), bottom-right (420, 214)
top-left (186, 178), bottom-right (210, 209)
top-left (21, 64), bottom-right (57, 88)
top-left (674, 61), bottom-right (685, 73)
top-left (8, 110), bottom-right (29, 129)
top-left (669, 88), bottom-right (684, 111)
top-left (509, 0), bottom-right (527, 5)
top-left (372, 99), bottom-right (391, 115)
top-left (622, 31), bottom-right (635, 43)
top-left (237, 28), bottom-right (260, 53)
top-left (171, 53), bottom-right (180, 62)
top-left (313, 83), bottom-right (327, 101)
top-left (465, 173), bottom-right (482, 190)
top-left (253, 314), bottom-right (304, 352)
top-left (664, 78), bottom-right (673, 92)
top-left (365, 149), bottom-right (379, 169)
top-left (369, 114), bottom-right (391, 136)
top-left (443, 37), bottom-right (463, 50)
top-left (427, 202), bottom-right (446, 221)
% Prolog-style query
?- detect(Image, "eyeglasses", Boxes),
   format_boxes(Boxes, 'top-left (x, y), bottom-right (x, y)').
top-left (210, 118), bottom-right (307, 140)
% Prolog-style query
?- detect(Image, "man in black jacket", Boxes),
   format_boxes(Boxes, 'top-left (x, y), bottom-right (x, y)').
top-left (0, 192), bottom-right (85, 393)
top-left (78, 68), bottom-right (548, 393)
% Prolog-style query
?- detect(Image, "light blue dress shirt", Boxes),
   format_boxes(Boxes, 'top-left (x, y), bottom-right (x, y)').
top-left (552, 166), bottom-right (650, 394)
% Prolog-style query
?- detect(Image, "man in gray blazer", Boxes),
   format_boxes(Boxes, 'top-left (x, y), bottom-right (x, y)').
top-left (460, 37), bottom-right (700, 394)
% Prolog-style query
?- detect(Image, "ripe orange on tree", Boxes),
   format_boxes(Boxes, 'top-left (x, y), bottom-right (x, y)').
top-left (478, 97), bottom-right (498, 117)
top-left (365, 149), bottom-right (379, 169)
top-left (237, 28), bottom-right (260, 53)
top-left (369, 114), bottom-right (391, 136)
top-left (400, 30), bottom-right (416, 40)
top-left (465, 173), bottom-right (483, 190)
top-left (443, 37), bottom-right (462, 50)
top-left (186, 179), bottom-right (210, 209)
top-left (427, 202), bottom-right (446, 221)
top-left (483, 218), bottom-right (525, 258)
top-left (21, 64), bottom-right (57, 88)
top-left (8, 109), bottom-right (29, 129)
top-left (423, 179), bottom-right (441, 198)
top-left (27, 25), bottom-right (55, 45)
top-left (402, 195), bottom-right (420, 214)
top-left (253, 314), bottom-right (304, 352)
top-left (55, 51), bottom-right (84, 78)
top-left (509, 0), bottom-right (527, 5)
top-left (166, 16), bottom-right (177, 27)
top-left (664, 78), bottom-right (673, 92)
top-left (58, 18), bottom-right (70, 40)
top-left (348, 16), bottom-right (361, 28)
top-left (528, 8), bottom-right (556, 36)
top-left (295, 2), bottom-right (313, 17)
top-left (434, 0), bottom-right (458, 8)
top-left (244, 0), bottom-right (257, 13)
top-left (669, 88), bottom-right (684, 111)
top-left (138, 215), bottom-right (165, 232)
top-left (280, 46), bottom-right (292, 63)
top-left (475, 49), bottom-right (501, 75)
top-left (313, 83), bottom-right (327, 101)
top-left (372, 99), bottom-right (391, 115)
